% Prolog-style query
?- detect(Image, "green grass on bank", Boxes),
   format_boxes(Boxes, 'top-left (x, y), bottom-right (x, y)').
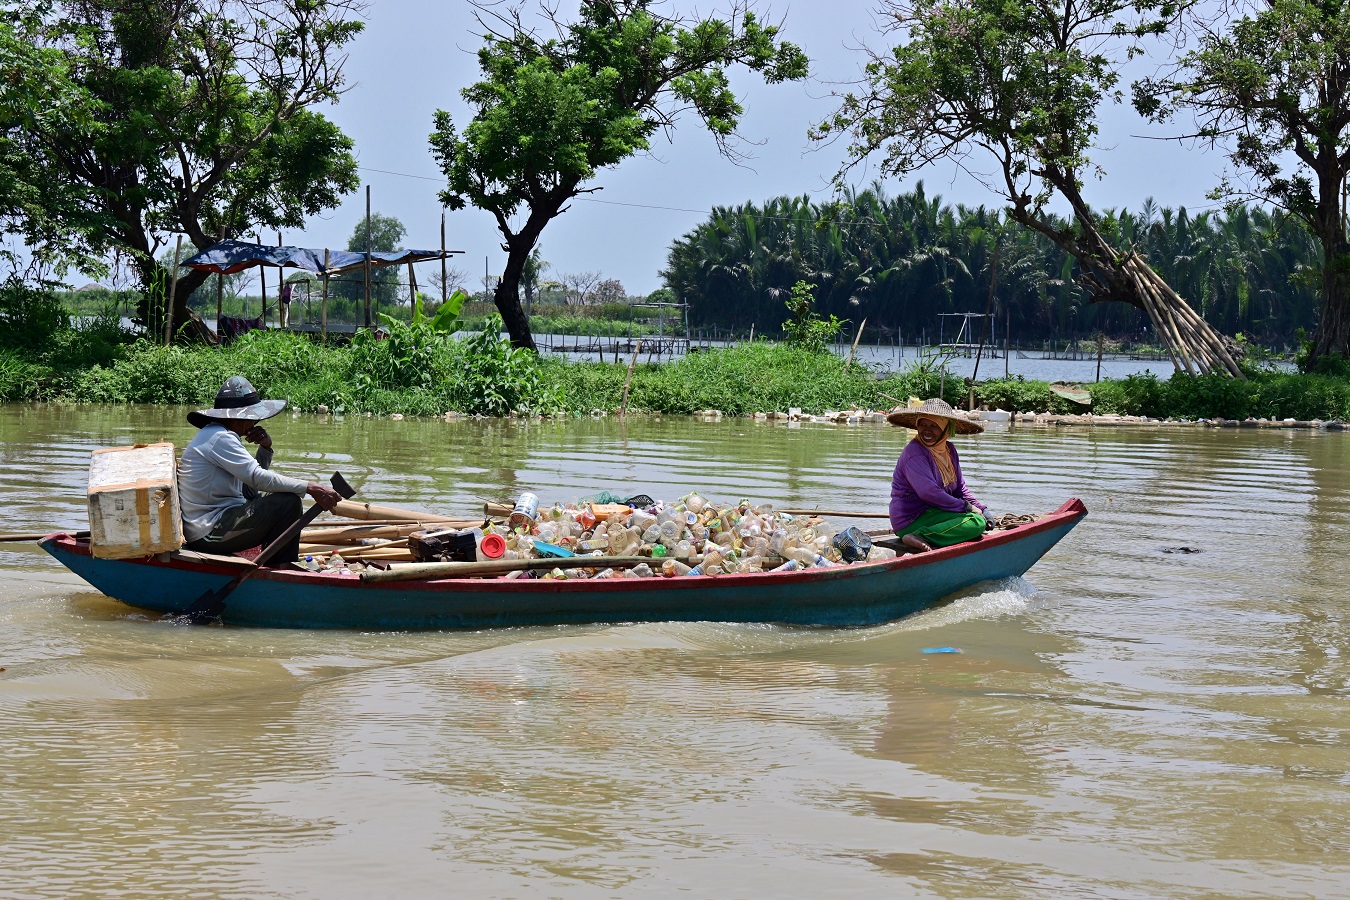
top-left (3, 311), bottom-right (1350, 420)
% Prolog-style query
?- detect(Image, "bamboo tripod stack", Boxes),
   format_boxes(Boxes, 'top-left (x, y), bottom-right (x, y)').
top-left (1122, 252), bottom-right (1245, 379)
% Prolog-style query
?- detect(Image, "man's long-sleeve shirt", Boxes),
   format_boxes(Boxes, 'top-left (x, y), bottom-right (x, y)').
top-left (178, 423), bottom-right (307, 541)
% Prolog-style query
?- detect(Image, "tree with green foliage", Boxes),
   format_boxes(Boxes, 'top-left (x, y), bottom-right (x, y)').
top-left (429, 0), bottom-right (809, 350)
top-left (1133, 0), bottom-right (1350, 369)
top-left (334, 213), bottom-right (408, 312)
top-left (6, 0), bottom-right (362, 342)
top-left (0, 8), bottom-right (99, 273)
top-left (816, 0), bottom-right (1245, 377)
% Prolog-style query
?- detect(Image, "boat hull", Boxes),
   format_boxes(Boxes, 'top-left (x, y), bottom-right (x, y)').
top-left (40, 499), bottom-right (1086, 630)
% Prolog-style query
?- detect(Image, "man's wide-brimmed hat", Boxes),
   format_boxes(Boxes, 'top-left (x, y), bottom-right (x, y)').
top-left (187, 376), bottom-right (287, 428)
top-left (886, 398), bottom-right (984, 435)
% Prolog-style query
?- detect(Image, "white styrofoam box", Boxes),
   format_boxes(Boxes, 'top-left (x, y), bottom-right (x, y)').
top-left (87, 442), bottom-right (184, 559)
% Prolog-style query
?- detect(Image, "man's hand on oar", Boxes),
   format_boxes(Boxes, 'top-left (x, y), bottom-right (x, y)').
top-left (306, 481), bottom-right (342, 511)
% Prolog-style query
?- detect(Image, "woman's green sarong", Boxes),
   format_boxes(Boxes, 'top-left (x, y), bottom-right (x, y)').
top-left (896, 507), bottom-right (987, 547)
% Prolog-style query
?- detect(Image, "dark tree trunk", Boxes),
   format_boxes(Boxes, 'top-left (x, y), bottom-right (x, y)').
top-left (1308, 165), bottom-right (1350, 366)
top-left (494, 254), bottom-right (537, 352)
top-left (1312, 241), bottom-right (1350, 364)
top-left (490, 201), bottom-right (562, 351)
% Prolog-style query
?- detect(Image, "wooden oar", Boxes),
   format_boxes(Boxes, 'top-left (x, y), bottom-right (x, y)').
top-left (0, 530), bottom-right (89, 542)
top-left (181, 472), bottom-right (356, 624)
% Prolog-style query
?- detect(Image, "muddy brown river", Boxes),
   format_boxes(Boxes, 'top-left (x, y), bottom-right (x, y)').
top-left (1, 404), bottom-right (1347, 898)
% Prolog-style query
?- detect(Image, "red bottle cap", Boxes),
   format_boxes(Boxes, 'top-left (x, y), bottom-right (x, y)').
top-left (479, 533), bottom-right (506, 559)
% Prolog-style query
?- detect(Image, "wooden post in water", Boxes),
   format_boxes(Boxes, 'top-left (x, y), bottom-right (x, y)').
top-left (164, 235), bottom-right (182, 346)
top-left (1097, 331), bottom-right (1105, 382)
top-left (321, 249), bottom-right (330, 344)
top-left (847, 317), bottom-right (867, 366)
top-left (1005, 311), bottom-right (1010, 378)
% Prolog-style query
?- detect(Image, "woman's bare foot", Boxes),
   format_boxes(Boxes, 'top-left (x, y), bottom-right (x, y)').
top-left (902, 533), bottom-right (934, 552)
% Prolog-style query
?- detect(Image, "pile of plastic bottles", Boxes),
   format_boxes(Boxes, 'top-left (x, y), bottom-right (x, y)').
top-left (489, 491), bottom-right (897, 579)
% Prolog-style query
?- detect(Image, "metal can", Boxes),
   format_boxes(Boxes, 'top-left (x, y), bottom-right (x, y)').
top-left (508, 491), bottom-right (540, 529)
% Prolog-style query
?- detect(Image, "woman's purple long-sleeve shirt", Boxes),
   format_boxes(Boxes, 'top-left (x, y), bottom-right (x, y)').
top-left (889, 440), bottom-right (985, 531)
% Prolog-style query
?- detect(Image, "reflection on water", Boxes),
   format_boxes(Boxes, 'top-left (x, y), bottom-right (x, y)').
top-left (1, 405), bottom-right (1349, 897)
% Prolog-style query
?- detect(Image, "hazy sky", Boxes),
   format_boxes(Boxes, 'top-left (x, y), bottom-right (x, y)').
top-left (258, 0), bottom-right (1226, 297)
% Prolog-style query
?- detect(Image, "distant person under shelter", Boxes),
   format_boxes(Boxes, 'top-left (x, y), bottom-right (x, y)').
top-left (178, 376), bottom-right (340, 562)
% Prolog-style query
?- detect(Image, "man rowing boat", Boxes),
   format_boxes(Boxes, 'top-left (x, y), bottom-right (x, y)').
top-left (887, 398), bottom-right (989, 552)
top-left (178, 376), bottom-right (341, 562)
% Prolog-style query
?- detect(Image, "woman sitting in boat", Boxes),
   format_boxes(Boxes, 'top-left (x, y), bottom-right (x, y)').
top-left (887, 398), bottom-right (989, 552)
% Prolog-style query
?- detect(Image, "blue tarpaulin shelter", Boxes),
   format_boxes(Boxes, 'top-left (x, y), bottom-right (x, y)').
top-left (179, 239), bottom-right (461, 339)
top-left (181, 239), bottom-right (450, 275)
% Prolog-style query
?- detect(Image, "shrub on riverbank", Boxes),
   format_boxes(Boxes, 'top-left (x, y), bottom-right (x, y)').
top-left (5, 325), bottom-right (1350, 420)
top-left (545, 341), bottom-right (942, 416)
top-left (1088, 371), bottom-right (1350, 420)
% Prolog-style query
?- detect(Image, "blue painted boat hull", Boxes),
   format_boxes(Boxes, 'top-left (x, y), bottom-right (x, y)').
top-left (41, 500), bottom-right (1086, 630)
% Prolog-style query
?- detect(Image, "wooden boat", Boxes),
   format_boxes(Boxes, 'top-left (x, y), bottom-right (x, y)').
top-left (39, 499), bottom-right (1086, 630)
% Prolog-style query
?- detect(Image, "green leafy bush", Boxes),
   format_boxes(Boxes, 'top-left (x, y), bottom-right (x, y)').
top-left (976, 376), bottom-right (1054, 413)
top-left (0, 279), bottom-right (68, 350)
top-left (781, 282), bottom-right (844, 353)
top-left (1088, 373), bottom-right (1166, 415)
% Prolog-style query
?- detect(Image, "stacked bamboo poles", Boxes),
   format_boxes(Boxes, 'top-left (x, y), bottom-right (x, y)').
top-left (1122, 252), bottom-right (1245, 379)
top-left (296, 499), bottom-right (488, 564)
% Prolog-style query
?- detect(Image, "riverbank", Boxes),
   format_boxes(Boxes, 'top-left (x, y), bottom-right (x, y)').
top-left (3, 326), bottom-right (1348, 422)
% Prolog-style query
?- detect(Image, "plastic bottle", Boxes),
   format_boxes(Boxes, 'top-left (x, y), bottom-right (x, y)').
top-left (702, 548), bottom-right (724, 572)
top-left (641, 525), bottom-right (662, 544)
top-left (685, 492), bottom-right (706, 513)
top-left (675, 540), bottom-right (693, 559)
top-left (785, 547), bottom-right (833, 567)
top-left (770, 559), bottom-right (802, 572)
top-left (659, 520), bottom-right (680, 545)
top-left (661, 559), bottom-right (692, 577)
top-left (650, 543), bottom-right (667, 559)
top-left (630, 563), bottom-right (653, 578)
top-left (866, 546), bottom-right (898, 562)
top-left (304, 555), bottom-right (321, 572)
top-left (328, 553), bottom-right (345, 569)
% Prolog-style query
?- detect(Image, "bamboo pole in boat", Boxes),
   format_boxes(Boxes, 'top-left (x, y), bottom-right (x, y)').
top-left (0, 530), bottom-right (89, 542)
top-left (362, 556), bottom-right (657, 583)
top-left (776, 509), bottom-right (889, 518)
top-left (330, 499), bottom-right (463, 523)
top-left (302, 523), bottom-right (437, 544)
